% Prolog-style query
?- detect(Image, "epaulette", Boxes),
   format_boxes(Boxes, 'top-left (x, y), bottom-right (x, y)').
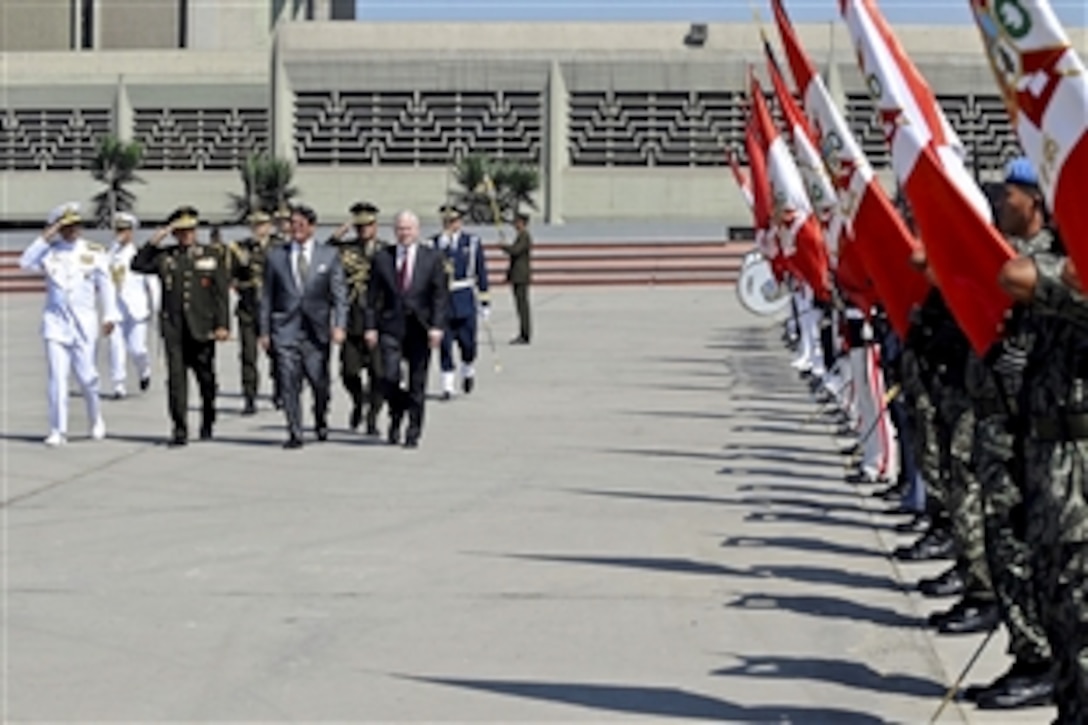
top-left (85, 241), bottom-right (105, 253)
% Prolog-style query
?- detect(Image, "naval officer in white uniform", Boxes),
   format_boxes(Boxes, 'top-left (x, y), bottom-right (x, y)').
top-left (106, 212), bottom-right (157, 398)
top-left (19, 202), bottom-right (120, 446)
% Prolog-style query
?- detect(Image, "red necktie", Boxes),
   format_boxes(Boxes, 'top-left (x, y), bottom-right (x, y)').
top-left (398, 250), bottom-right (409, 292)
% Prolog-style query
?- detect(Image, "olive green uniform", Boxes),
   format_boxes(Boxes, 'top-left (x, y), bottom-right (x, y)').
top-left (131, 242), bottom-right (230, 441)
top-left (332, 235), bottom-right (386, 431)
top-left (501, 229), bottom-right (532, 342)
top-left (228, 235), bottom-right (280, 407)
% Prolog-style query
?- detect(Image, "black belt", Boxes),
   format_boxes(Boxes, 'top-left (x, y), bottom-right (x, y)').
top-left (1031, 413), bottom-right (1088, 441)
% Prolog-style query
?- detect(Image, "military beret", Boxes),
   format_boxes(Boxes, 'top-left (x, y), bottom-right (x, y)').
top-left (350, 201), bottom-right (379, 225)
top-left (167, 205), bottom-right (200, 230)
top-left (1005, 156), bottom-right (1040, 189)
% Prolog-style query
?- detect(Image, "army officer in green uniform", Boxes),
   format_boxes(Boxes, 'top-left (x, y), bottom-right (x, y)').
top-left (228, 210), bottom-right (280, 415)
top-left (328, 201), bottom-right (386, 435)
top-left (131, 206), bottom-right (230, 446)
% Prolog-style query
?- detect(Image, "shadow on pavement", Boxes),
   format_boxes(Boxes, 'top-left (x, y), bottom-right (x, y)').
top-left (401, 676), bottom-right (886, 723)
top-left (728, 593), bottom-right (920, 628)
top-left (720, 535), bottom-right (888, 560)
top-left (710, 655), bottom-right (944, 698)
top-left (503, 553), bottom-right (759, 579)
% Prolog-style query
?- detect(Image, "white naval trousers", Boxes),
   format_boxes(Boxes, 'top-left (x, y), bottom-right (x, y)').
top-left (855, 345), bottom-right (898, 481)
top-left (45, 338), bottom-right (102, 435)
top-left (108, 315), bottom-right (150, 388)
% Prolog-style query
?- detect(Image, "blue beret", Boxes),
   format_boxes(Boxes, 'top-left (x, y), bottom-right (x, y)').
top-left (1004, 156), bottom-right (1039, 188)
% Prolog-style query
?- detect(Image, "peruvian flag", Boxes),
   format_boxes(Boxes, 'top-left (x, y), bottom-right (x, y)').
top-left (750, 72), bottom-right (832, 299)
top-left (842, 0), bottom-right (1015, 355)
top-left (970, 0), bottom-right (1088, 285)
top-left (762, 35), bottom-right (845, 263)
top-left (772, 0), bottom-right (928, 337)
top-left (741, 123), bottom-right (789, 281)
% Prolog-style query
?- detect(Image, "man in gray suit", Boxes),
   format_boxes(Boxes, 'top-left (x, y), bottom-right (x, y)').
top-left (259, 204), bottom-right (347, 449)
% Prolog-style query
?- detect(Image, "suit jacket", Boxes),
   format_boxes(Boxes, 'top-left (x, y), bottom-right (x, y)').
top-left (502, 230), bottom-right (532, 284)
top-left (259, 239), bottom-right (347, 348)
top-left (363, 242), bottom-right (448, 340)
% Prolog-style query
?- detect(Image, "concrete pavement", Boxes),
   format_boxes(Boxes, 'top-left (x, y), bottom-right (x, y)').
top-left (1, 287), bottom-right (1052, 722)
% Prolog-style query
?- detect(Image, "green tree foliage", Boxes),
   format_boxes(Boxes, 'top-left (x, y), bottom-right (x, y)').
top-left (90, 135), bottom-right (144, 228)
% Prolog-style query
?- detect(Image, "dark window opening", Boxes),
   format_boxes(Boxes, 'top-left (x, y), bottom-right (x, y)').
top-left (80, 0), bottom-right (94, 49)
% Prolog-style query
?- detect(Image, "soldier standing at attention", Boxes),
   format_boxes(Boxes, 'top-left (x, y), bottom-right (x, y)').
top-left (328, 201), bottom-right (387, 434)
top-left (435, 204), bottom-right (490, 400)
top-left (501, 212), bottom-right (532, 345)
top-left (20, 202), bottom-right (120, 446)
top-left (106, 212), bottom-right (156, 398)
top-left (228, 210), bottom-right (276, 415)
top-left (131, 206), bottom-right (230, 446)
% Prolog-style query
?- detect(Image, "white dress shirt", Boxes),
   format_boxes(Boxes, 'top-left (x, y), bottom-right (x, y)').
top-left (397, 242), bottom-right (417, 291)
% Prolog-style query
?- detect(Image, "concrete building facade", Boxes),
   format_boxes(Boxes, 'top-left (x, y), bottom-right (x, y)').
top-left (1, 9), bottom-right (1084, 225)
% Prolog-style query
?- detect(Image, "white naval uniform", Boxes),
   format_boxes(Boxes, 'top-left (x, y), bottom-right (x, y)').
top-left (20, 235), bottom-right (121, 439)
top-left (106, 240), bottom-right (156, 392)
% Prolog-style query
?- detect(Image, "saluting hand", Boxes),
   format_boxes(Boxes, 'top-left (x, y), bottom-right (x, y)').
top-left (333, 222), bottom-right (352, 240)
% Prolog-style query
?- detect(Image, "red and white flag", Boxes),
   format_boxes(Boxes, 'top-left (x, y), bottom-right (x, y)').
top-left (728, 150), bottom-right (755, 211)
top-left (772, 0), bottom-right (929, 336)
top-left (970, 0), bottom-right (1088, 283)
top-left (750, 71), bottom-right (832, 299)
top-left (742, 118), bottom-right (789, 280)
top-left (762, 34), bottom-right (845, 263)
top-left (842, 0), bottom-right (1015, 355)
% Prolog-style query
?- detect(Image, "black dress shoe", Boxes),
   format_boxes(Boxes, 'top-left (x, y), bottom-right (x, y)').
top-left (316, 425), bottom-right (329, 442)
top-left (387, 428), bottom-right (401, 445)
top-left (403, 437), bottom-right (419, 449)
top-left (509, 337), bottom-right (528, 345)
top-left (283, 436), bottom-right (303, 450)
top-left (894, 530), bottom-right (955, 561)
top-left (976, 675), bottom-right (1053, 710)
top-left (199, 424), bottom-right (213, 441)
top-left (896, 514), bottom-right (931, 534)
top-left (242, 397), bottom-right (257, 416)
top-left (964, 660), bottom-right (1052, 703)
top-left (440, 391), bottom-right (452, 402)
top-left (919, 566), bottom-right (964, 597)
top-left (463, 377), bottom-right (474, 394)
top-left (168, 431), bottom-right (188, 448)
top-left (936, 600), bottom-right (1000, 634)
top-left (349, 405), bottom-right (362, 431)
top-left (140, 376), bottom-right (151, 392)
top-left (272, 396), bottom-right (283, 411)
top-left (365, 421), bottom-right (380, 437)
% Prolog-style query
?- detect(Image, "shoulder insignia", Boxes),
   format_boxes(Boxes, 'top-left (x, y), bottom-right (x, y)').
top-left (85, 242), bottom-right (105, 253)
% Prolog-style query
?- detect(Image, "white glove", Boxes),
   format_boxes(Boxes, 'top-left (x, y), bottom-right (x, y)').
top-left (479, 306), bottom-right (491, 321)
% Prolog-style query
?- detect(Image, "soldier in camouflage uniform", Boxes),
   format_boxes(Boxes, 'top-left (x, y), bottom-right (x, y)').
top-left (228, 210), bottom-right (280, 415)
top-left (1000, 159), bottom-right (1088, 722)
top-left (961, 159), bottom-right (1056, 709)
top-left (328, 202), bottom-right (386, 435)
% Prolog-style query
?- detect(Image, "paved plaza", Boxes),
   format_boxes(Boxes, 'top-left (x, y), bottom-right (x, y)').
top-left (1, 287), bottom-right (1052, 722)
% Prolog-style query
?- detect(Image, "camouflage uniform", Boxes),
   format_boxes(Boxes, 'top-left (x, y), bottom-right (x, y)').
top-left (1022, 249), bottom-right (1088, 722)
top-left (968, 229), bottom-right (1057, 673)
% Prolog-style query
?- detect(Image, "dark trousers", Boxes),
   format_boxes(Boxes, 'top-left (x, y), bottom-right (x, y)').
top-left (340, 335), bottom-right (385, 425)
top-left (276, 337), bottom-right (331, 440)
top-left (440, 315), bottom-right (477, 371)
top-left (164, 321), bottom-right (216, 436)
top-left (380, 324), bottom-right (431, 440)
top-left (238, 311), bottom-right (280, 402)
top-left (513, 282), bottom-right (531, 341)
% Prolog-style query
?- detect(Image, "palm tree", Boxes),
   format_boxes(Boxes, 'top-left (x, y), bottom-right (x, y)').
top-left (90, 135), bottom-right (144, 228)
top-left (228, 152), bottom-right (299, 222)
top-left (453, 154), bottom-right (540, 224)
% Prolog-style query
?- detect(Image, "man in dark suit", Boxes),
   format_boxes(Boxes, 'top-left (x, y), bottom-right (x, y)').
top-left (501, 212), bottom-right (533, 344)
top-left (259, 204), bottom-right (347, 449)
top-left (363, 210), bottom-right (448, 449)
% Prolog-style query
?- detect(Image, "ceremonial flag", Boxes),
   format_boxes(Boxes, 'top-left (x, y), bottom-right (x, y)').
top-left (743, 118), bottom-right (789, 280)
top-left (750, 71), bottom-right (832, 299)
top-left (842, 0), bottom-right (1015, 355)
top-left (771, 0), bottom-right (928, 336)
top-left (970, 0), bottom-right (1088, 284)
top-left (728, 150), bottom-right (755, 210)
